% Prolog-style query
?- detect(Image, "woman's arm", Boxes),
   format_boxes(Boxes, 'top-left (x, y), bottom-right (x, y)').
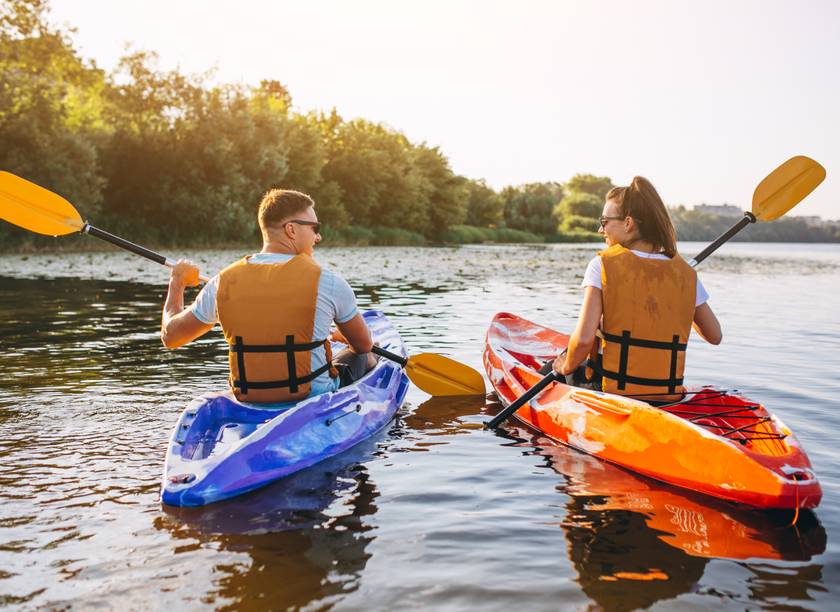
top-left (692, 302), bottom-right (722, 345)
top-left (555, 286), bottom-right (603, 376)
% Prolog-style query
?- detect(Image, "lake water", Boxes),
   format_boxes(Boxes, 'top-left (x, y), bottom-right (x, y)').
top-left (1, 242), bottom-right (839, 610)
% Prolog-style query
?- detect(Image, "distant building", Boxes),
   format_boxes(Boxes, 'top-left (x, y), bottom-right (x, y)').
top-left (694, 204), bottom-right (743, 217)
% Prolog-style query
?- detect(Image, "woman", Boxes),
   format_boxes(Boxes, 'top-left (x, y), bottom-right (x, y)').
top-left (553, 177), bottom-right (722, 401)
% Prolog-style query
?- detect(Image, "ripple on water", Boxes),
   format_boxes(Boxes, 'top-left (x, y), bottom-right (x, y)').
top-left (0, 243), bottom-right (839, 609)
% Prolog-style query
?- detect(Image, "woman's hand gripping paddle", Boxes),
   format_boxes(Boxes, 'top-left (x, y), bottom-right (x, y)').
top-left (485, 155), bottom-right (826, 430)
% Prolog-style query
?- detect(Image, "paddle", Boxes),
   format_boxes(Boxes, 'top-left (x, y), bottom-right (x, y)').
top-left (372, 346), bottom-right (485, 396)
top-left (0, 170), bottom-right (211, 282)
top-left (485, 155), bottom-right (826, 430)
top-left (0, 170), bottom-right (486, 398)
top-left (689, 156), bottom-right (826, 267)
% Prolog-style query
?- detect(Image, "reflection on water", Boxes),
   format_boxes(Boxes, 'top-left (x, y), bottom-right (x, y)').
top-left (159, 448), bottom-right (383, 610)
top-left (1, 243), bottom-right (839, 609)
top-left (488, 395), bottom-right (827, 611)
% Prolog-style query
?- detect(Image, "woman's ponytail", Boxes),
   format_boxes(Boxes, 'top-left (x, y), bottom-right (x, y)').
top-left (608, 176), bottom-right (678, 257)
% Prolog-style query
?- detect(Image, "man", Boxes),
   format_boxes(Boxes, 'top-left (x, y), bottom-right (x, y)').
top-left (160, 189), bottom-right (376, 403)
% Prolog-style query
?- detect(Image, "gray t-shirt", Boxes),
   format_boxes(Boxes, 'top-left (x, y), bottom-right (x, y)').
top-left (189, 253), bottom-right (358, 396)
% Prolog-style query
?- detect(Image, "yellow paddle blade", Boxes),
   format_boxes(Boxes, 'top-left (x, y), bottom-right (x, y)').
top-left (405, 353), bottom-right (486, 397)
top-left (752, 156), bottom-right (826, 221)
top-left (0, 171), bottom-right (85, 236)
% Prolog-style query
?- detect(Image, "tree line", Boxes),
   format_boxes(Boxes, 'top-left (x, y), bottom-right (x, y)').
top-left (1, 0), bottom-right (836, 250)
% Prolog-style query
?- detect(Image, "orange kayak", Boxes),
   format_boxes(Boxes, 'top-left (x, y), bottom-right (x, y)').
top-left (484, 312), bottom-right (822, 509)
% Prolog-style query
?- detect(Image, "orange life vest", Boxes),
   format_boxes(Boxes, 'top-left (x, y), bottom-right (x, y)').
top-left (595, 244), bottom-right (696, 401)
top-left (216, 254), bottom-right (336, 403)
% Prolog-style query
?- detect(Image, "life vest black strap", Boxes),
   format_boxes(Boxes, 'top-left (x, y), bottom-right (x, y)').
top-left (600, 330), bottom-right (687, 351)
top-left (235, 336), bottom-right (248, 394)
top-left (598, 329), bottom-right (686, 394)
top-left (229, 337), bottom-right (329, 395)
top-left (232, 362), bottom-right (332, 391)
top-left (286, 335), bottom-right (298, 394)
top-left (229, 339), bottom-right (325, 353)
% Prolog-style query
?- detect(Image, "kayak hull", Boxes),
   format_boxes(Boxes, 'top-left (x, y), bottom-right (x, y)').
top-left (161, 310), bottom-right (409, 507)
top-left (484, 312), bottom-right (822, 510)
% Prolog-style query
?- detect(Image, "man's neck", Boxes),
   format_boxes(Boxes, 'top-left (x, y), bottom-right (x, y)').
top-left (260, 239), bottom-right (298, 255)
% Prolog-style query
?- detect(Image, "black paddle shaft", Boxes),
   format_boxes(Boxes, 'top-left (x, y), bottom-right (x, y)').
top-left (690, 212), bottom-right (755, 267)
top-left (485, 371), bottom-right (561, 430)
top-left (372, 345), bottom-right (408, 367)
top-left (83, 224), bottom-right (169, 266)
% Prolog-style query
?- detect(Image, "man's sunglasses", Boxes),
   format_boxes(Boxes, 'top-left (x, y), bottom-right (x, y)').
top-left (287, 219), bottom-right (322, 234)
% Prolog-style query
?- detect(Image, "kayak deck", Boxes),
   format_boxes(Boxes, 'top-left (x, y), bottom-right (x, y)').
top-left (484, 312), bottom-right (822, 509)
top-left (161, 310), bottom-right (410, 507)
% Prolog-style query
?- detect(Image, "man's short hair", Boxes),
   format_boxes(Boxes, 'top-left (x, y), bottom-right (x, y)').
top-left (258, 189), bottom-right (314, 229)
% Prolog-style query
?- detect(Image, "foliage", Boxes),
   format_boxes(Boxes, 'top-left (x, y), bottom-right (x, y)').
top-left (564, 173), bottom-right (614, 200)
top-left (321, 225), bottom-right (426, 246)
top-left (556, 192), bottom-right (602, 219)
top-left (0, 2), bottom-right (836, 250)
top-left (501, 182), bottom-right (564, 236)
top-left (561, 214), bottom-right (599, 234)
top-left (441, 224), bottom-right (543, 244)
top-left (463, 178), bottom-right (504, 227)
top-left (554, 175), bottom-right (614, 236)
top-left (669, 206), bottom-right (840, 243)
top-left (0, 0), bottom-right (104, 216)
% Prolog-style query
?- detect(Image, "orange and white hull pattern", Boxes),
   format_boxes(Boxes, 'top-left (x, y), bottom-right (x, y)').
top-left (484, 313), bottom-right (821, 510)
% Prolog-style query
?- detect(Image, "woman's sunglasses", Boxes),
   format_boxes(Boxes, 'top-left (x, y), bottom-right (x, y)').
top-left (598, 215), bottom-right (625, 228)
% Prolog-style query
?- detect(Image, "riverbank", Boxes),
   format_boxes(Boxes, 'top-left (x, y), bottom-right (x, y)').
top-left (0, 224), bottom-right (604, 254)
top-left (3, 220), bottom-right (839, 255)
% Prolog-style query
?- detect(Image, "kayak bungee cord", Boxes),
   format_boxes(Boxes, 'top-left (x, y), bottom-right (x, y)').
top-left (619, 388), bottom-right (788, 443)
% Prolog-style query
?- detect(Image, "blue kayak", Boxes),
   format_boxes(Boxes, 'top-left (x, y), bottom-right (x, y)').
top-left (160, 310), bottom-right (409, 507)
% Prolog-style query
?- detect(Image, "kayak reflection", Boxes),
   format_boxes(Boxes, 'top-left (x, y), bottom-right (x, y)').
top-left (495, 411), bottom-right (825, 610)
top-left (553, 446), bottom-right (826, 610)
top-left (156, 436), bottom-right (385, 609)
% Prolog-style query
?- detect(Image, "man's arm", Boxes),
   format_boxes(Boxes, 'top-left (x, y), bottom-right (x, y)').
top-left (161, 260), bottom-right (214, 349)
top-left (335, 313), bottom-right (373, 354)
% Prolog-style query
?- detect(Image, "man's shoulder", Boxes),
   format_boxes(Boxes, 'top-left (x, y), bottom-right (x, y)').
top-left (318, 265), bottom-right (351, 289)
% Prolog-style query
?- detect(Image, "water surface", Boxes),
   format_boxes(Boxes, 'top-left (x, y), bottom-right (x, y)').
top-left (1, 242), bottom-right (838, 610)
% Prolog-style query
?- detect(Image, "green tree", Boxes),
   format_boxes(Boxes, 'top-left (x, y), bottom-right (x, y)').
top-left (464, 178), bottom-right (504, 227)
top-left (561, 214), bottom-right (599, 233)
top-left (0, 0), bottom-right (104, 220)
top-left (502, 182), bottom-right (564, 236)
top-left (320, 117), bottom-right (430, 232)
top-left (412, 144), bottom-right (468, 235)
top-left (565, 173), bottom-right (614, 200)
top-left (556, 191), bottom-right (602, 219)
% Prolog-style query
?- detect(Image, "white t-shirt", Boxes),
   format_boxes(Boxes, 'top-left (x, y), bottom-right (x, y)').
top-left (581, 250), bottom-right (709, 306)
top-left (189, 253), bottom-right (358, 396)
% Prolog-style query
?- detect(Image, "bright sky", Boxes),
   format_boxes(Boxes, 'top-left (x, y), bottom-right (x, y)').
top-left (50, 0), bottom-right (838, 218)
